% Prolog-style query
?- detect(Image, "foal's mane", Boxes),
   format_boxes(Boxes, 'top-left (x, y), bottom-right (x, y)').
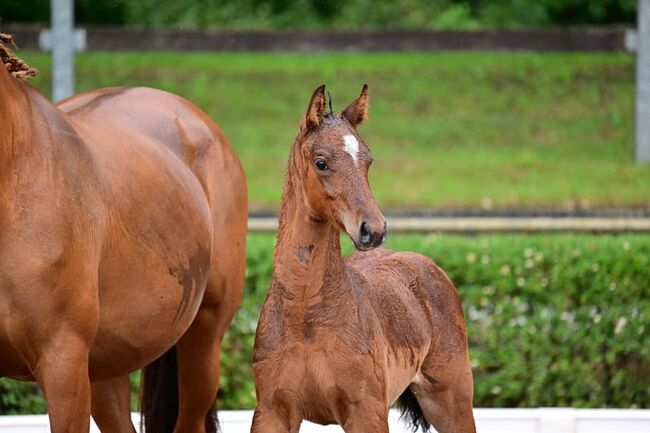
top-left (0, 33), bottom-right (38, 79)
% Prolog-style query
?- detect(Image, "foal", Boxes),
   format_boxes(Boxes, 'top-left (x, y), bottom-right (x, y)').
top-left (251, 85), bottom-right (476, 433)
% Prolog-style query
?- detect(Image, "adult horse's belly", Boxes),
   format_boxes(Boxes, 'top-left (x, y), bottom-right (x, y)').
top-left (75, 123), bottom-right (215, 381)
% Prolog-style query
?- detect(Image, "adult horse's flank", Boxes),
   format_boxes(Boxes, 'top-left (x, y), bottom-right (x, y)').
top-left (0, 35), bottom-right (247, 433)
top-left (251, 85), bottom-right (476, 433)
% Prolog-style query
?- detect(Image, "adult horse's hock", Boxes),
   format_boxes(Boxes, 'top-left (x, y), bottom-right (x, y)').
top-left (0, 35), bottom-right (247, 433)
top-left (251, 85), bottom-right (476, 433)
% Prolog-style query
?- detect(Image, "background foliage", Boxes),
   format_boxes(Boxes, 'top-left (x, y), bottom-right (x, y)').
top-left (1, 0), bottom-right (637, 29)
top-left (0, 0), bottom-right (646, 416)
top-left (2, 233), bottom-right (648, 413)
top-left (18, 50), bottom-right (648, 210)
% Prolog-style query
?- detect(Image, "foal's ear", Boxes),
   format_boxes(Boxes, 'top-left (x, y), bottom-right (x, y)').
top-left (341, 84), bottom-right (369, 127)
top-left (300, 84), bottom-right (327, 134)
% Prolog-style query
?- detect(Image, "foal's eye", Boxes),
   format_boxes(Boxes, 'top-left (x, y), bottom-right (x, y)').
top-left (314, 159), bottom-right (329, 171)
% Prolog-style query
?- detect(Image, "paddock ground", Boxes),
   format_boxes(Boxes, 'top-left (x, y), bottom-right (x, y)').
top-left (1, 409), bottom-right (649, 433)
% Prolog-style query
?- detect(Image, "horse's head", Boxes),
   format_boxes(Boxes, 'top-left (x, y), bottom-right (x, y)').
top-left (293, 84), bottom-right (386, 251)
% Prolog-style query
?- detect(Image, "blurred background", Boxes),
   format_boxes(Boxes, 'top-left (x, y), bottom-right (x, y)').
top-left (0, 0), bottom-right (648, 420)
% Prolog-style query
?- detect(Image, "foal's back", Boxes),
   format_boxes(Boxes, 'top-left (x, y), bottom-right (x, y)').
top-left (347, 247), bottom-right (467, 339)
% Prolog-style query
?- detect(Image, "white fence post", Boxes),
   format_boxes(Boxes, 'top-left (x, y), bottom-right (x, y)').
top-left (637, 0), bottom-right (650, 162)
top-left (41, 0), bottom-right (86, 102)
top-left (50, 0), bottom-right (75, 102)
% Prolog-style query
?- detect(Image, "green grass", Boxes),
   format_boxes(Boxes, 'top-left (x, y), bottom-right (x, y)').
top-left (17, 51), bottom-right (650, 210)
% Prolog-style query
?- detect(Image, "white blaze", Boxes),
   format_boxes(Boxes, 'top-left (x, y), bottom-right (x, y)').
top-left (343, 134), bottom-right (359, 165)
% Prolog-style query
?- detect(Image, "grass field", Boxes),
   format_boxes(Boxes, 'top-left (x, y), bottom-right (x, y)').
top-left (18, 51), bottom-right (650, 210)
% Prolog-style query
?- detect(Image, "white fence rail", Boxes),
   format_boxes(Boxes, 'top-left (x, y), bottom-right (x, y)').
top-left (247, 216), bottom-right (650, 233)
top-left (1, 409), bottom-right (649, 433)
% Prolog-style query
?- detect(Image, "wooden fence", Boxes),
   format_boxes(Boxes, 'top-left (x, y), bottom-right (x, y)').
top-left (6, 25), bottom-right (631, 52)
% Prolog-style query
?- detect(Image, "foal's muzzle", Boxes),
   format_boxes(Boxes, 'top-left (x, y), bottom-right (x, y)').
top-left (357, 220), bottom-right (387, 251)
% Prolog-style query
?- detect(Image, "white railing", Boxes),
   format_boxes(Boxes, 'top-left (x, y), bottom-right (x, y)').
top-left (1, 409), bottom-right (648, 433)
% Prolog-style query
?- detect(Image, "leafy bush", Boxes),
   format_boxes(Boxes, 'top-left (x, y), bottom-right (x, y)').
top-left (0, 380), bottom-right (45, 415)
top-left (220, 233), bottom-right (650, 409)
top-left (0, 0), bottom-right (636, 29)
top-left (1, 233), bottom-right (648, 413)
top-left (390, 234), bottom-right (650, 408)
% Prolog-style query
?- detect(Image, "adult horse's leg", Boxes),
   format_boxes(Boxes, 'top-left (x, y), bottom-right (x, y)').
top-left (408, 353), bottom-right (476, 433)
top-left (171, 152), bottom-right (247, 433)
top-left (33, 333), bottom-right (93, 433)
top-left (173, 302), bottom-right (231, 433)
top-left (174, 196), bottom-right (246, 433)
top-left (91, 376), bottom-right (136, 433)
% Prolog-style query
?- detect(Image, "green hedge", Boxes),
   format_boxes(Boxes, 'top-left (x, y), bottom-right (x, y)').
top-left (1, 233), bottom-right (648, 414)
top-left (226, 233), bottom-right (650, 409)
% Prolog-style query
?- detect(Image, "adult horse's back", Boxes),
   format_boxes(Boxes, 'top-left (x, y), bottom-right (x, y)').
top-left (0, 35), bottom-right (247, 433)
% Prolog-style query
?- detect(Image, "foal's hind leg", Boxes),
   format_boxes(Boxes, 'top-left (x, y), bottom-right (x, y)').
top-left (91, 375), bottom-right (136, 433)
top-left (409, 353), bottom-right (476, 433)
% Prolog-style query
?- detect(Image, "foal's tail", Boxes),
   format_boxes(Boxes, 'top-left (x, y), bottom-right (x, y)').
top-left (396, 387), bottom-right (431, 432)
top-left (139, 346), bottom-right (219, 433)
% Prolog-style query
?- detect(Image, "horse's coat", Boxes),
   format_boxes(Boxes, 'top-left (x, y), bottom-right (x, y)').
top-left (251, 85), bottom-right (476, 433)
top-left (0, 37), bottom-right (247, 433)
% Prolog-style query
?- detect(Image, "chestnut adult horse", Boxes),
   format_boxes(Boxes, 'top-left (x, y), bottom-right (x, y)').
top-left (0, 35), bottom-right (247, 433)
top-left (251, 85), bottom-right (476, 433)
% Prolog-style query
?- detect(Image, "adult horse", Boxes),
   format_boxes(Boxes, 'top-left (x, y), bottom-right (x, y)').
top-left (0, 35), bottom-right (247, 433)
top-left (251, 85), bottom-right (476, 433)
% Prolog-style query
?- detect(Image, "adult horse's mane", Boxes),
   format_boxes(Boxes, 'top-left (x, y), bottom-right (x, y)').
top-left (0, 33), bottom-right (38, 79)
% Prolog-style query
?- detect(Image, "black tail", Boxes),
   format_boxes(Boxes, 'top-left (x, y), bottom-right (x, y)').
top-left (140, 347), bottom-right (179, 433)
top-left (140, 346), bottom-right (219, 433)
top-left (396, 387), bottom-right (431, 433)
top-left (205, 400), bottom-right (219, 433)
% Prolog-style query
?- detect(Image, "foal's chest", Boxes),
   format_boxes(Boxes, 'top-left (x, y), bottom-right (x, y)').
top-left (269, 343), bottom-right (376, 425)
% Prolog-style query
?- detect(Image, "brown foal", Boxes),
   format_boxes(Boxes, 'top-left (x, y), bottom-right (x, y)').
top-left (251, 85), bottom-right (476, 433)
top-left (0, 36), bottom-right (247, 433)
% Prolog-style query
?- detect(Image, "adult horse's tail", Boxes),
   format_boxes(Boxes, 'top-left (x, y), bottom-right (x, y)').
top-left (140, 346), bottom-right (219, 433)
top-left (396, 387), bottom-right (431, 432)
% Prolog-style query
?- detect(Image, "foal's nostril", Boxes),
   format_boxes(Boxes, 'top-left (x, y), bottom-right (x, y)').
top-left (359, 222), bottom-right (371, 245)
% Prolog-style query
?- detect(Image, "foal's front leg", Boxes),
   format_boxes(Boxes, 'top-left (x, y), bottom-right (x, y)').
top-left (341, 399), bottom-right (389, 433)
top-left (250, 405), bottom-right (302, 433)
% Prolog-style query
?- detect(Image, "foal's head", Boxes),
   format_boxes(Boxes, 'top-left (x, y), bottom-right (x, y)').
top-left (291, 84), bottom-right (386, 251)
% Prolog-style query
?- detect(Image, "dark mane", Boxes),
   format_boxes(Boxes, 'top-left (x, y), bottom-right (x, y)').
top-left (0, 33), bottom-right (38, 79)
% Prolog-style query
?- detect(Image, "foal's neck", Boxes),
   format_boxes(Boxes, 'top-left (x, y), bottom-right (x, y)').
top-left (273, 150), bottom-right (345, 302)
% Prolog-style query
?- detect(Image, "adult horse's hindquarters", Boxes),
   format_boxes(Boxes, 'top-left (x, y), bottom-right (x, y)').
top-left (0, 34), bottom-right (247, 433)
